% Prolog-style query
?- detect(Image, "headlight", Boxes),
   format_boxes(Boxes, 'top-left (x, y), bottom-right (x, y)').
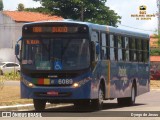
top-left (72, 83), bottom-right (79, 88)
top-left (21, 77), bottom-right (35, 88)
top-left (72, 77), bottom-right (92, 88)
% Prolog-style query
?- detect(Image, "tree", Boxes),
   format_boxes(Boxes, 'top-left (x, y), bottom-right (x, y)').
top-left (26, 0), bottom-right (121, 26)
top-left (0, 0), bottom-right (3, 11)
top-left (17, 3), bottom-right (25, 11)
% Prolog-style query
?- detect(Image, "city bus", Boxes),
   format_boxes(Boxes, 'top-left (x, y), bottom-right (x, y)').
top-left (15, 20), bottom-right (150, 111)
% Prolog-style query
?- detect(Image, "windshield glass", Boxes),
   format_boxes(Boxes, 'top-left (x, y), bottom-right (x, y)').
top-left (22, 38), bottom-right (90, 71)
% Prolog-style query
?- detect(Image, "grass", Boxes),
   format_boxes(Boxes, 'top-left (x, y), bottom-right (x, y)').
top-left (0, 86), bottom-right (32, 106)
top-left (0, 72), bottom-right (20, 81)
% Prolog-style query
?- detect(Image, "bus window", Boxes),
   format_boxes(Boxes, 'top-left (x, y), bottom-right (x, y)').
top-left (138, 51), bottom-right (142, 62)
top-left (91, 31), bottom-right (99, 43)
top-left (110, 35), bottom-right (114, 47)
top-left (110, 35), bottom-right (115, 60)
top-left (125, 37), bottom-right (129, 49)
top-left (101, 33), bottom-right (107, 60)
top-left (137, 39), bottom-right (142, 50)
top-left (117, 36), bottom-right (122, 61)
top-left (131, 38), bottom-right (136, 49)
top-left (118, 36), bottom-right (122, 48)
top-left (118, 49), bottom-right (122, 61)
top-left (142, 40), bottom-right (148, 51)
top-left (124, 37), bottom-right (129, 61)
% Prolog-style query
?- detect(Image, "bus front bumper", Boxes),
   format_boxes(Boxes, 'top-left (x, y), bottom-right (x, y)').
top-left (20, 81), bottom-right (92, 100)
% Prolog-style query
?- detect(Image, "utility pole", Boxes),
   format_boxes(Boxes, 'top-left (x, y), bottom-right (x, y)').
top-left (157, 0), bottom-right (160, 34)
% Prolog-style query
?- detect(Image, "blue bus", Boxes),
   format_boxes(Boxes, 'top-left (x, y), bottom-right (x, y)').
top-left (15, 20), bottom-right (150, 111)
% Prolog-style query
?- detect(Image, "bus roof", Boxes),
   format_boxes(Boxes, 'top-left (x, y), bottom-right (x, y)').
top-left (24, 20), bottom-right (149, 39)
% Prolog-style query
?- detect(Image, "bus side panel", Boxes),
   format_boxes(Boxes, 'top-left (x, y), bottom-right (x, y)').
top-left (109, 61), bottom-right (149, 99)
top-left (137, 63), bottom-right (150, 96)
top-left (110, 62), bottom-right (137, 98)
top-left (90, 60), bottom-right (109, 99)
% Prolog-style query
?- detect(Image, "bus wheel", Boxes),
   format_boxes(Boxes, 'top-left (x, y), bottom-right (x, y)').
top-left (74, 100), bottom-right (90, 109)
top-left (129, 85), bottom-right (136, 105)
top-left (92, 86), bottom-right (104, 110)
top-left (33, 99), bottom-right (46, 111)
top-left (117, 85), bottom-right (136, 106)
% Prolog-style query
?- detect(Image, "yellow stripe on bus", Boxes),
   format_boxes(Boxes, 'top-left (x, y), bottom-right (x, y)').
top-left (44, 79), bottom-right (50, 85)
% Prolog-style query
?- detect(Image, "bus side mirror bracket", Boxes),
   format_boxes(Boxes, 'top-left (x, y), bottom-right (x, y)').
top-left (15, 37), bottom-right (22, 62)
top-left (15, 44), bottom-right (20, 56)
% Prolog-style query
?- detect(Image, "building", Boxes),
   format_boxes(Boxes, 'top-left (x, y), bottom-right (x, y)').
top-left (0, 11), bottom-right (63, 62)
top-left (150, 34), bottom-right (159, 48)
top-left (150, 56), bottom-right (160, 80)
top-left (150, 35), bottom-right (160, 80)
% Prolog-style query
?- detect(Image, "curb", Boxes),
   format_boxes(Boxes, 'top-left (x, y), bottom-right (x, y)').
top-left (0, 103), bottom-right (52, 111)
top-left (0, 103), bottom-right (72, 111)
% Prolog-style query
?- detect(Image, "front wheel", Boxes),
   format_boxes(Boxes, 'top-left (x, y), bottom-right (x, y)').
top-left (91, 86), bottom-right (104, 110)
top-left (33, 99), bottom-right (46, 111)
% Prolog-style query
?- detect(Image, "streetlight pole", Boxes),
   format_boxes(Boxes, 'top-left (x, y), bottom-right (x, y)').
top-left (157, 0), bottom-right (160, 34)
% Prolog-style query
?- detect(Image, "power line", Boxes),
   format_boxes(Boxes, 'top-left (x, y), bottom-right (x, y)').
top-left (118, 24), bottom-right (156, 32)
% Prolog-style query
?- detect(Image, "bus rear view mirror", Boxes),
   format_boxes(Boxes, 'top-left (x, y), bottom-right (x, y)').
top-left (15, 44), bottom-right (20, 55)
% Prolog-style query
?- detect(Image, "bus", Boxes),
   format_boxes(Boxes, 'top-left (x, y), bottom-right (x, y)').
top-left (15, 20), bottom-right (150, 111)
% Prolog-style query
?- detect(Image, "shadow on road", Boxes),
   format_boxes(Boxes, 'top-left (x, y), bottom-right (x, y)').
top-left (32, 102), bottom-right (145, 113)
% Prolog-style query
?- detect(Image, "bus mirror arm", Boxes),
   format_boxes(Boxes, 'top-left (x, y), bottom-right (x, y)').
top-left (15, 37), bottom-right (22, 62)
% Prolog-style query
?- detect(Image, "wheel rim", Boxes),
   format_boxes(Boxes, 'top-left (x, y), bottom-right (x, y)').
top-left (131, 87), bottom-right (135, 102)
top-left (99, 88), bottom-right (103, 105)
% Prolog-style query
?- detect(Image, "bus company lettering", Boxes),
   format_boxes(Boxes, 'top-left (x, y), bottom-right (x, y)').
top-left (118, 67), bottom-right (127, 77)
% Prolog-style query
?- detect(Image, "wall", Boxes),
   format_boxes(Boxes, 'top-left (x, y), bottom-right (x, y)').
top-left (0, 12), bottom-right (23, 49)
top-left (0, 12), bottom-right (24, 62)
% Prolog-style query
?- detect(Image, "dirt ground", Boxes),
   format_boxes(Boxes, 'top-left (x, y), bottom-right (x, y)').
top-left (150, 80), bottom-right (160, 89)
top-left (0, 80), bottom-right (159, 106)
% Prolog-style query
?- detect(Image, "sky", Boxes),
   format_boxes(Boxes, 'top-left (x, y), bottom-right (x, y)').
top-left (2, 0), bottom-right (158, 35)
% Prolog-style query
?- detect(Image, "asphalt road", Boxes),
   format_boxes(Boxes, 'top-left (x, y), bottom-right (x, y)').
top-left (4, 81), bottom-right (20, 86)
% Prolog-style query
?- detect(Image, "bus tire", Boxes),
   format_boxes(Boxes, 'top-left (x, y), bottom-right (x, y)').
top-left (33, 99), bottom-right (46, 111)
top-left (117, 85), bottom-right (136, 106)
top-left (92, 85), bottom-right (104, 110)
top-left (128, 84), bottom-right (136, 105)
top-left (74, 100), bottom-right (90, 109)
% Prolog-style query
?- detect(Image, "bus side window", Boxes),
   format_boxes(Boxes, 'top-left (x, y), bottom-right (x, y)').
top-left (137, 39), bottom-right (141, 62)
top-left (129, 37), bottom-right (136, 62)
top-left (142, 40), bottom-right (149, 63)
top-left (118, 36), bottom-right (122, 61)
top-left (114, 35), bottom-right (118, 61)
top-left (91, 31), bottom-right (99, 43)
top-left (124, 37), bottom-right (129, 61)
top-left (110, 35), bottom-right (115, 60)
top-left (101, 33), bottom-right (109, 60)
top-left (91, 31), bottom-right (99, 60)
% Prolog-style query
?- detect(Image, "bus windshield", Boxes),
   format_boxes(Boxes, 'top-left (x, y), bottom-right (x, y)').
top-left (22, 38), bottom-right (90, 71)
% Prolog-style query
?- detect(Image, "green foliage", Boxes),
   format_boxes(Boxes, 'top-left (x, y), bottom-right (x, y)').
top-left (0, 72), bottom-right (20, 81)
top-left (150, 49), bottom-right (160, 56)
top-left (27, 0), bottom-right (121, 26)
top-left (0, 0), bottom-right (3, 11)
top-left (17, 3), bottom-right (25, 11)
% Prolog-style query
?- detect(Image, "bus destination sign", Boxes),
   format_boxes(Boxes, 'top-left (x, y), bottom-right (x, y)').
top-left (32, 26), bottom-right (77, 33)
